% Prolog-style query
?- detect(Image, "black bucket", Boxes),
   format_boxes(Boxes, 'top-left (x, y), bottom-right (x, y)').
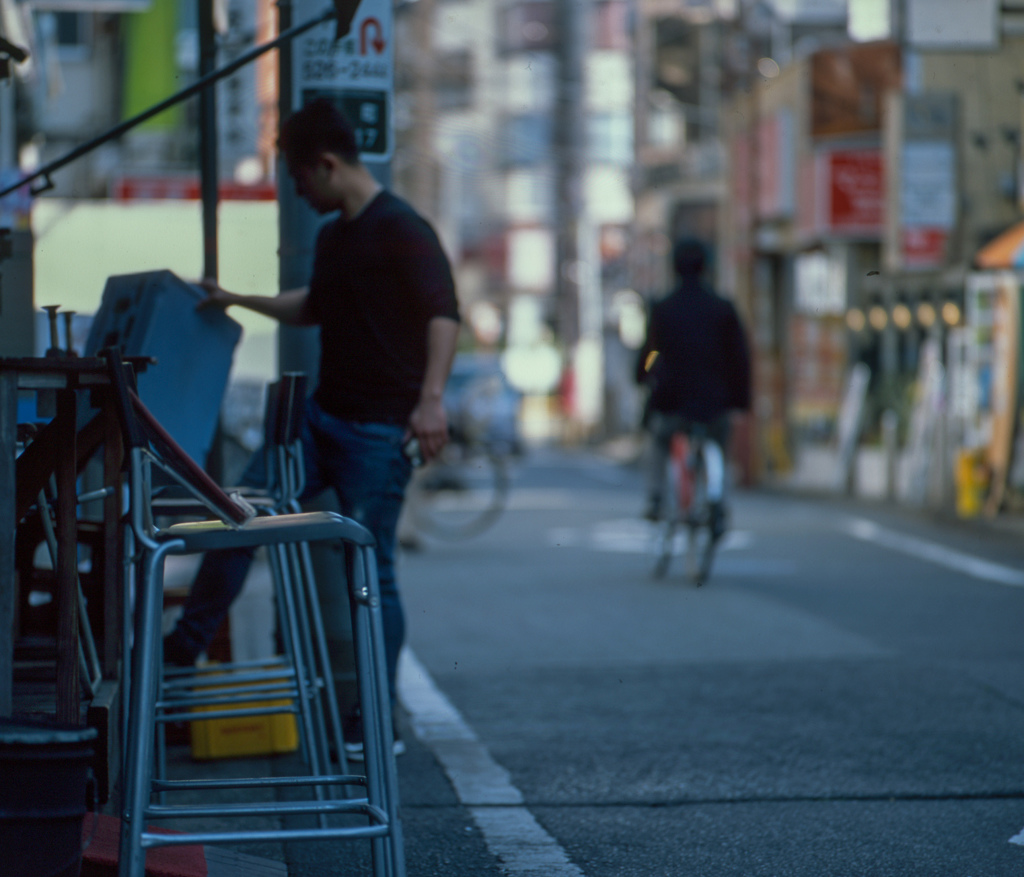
top-left (0, 718), bottom-right (97, 877)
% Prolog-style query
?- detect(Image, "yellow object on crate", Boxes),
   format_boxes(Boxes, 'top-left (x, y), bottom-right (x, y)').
top-left (189, 665), bottom-right (300, 760)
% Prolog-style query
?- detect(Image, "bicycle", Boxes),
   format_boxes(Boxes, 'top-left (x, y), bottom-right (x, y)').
top-left (652, 423), bottom-right (724, 585)
top-left (405, 425), bottom-right (511, 540)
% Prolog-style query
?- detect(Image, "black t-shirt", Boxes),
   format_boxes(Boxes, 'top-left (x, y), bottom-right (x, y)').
top-left (306, 190), bottom-right (460, 424)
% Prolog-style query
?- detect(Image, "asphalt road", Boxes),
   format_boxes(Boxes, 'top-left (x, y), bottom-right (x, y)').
top-left (389, 446), bottom-right (1024, 877)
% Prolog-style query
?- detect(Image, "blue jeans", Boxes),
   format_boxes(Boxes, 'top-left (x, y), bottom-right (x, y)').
top-left (171, 396), bottom-right (413, 702)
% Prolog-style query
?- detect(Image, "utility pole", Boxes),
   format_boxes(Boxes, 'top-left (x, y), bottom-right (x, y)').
top-left (554, 0), bottom-right (586, 354)
top-left (555, 0), bottom-right (603, 434)
top-left (409, 0), bottom-right (436, 217)
top-left (277, 0), bottom-right (321, 379)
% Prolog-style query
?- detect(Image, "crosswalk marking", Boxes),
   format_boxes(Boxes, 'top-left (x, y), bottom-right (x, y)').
top-left (547, 519), bottom-right (753, 554)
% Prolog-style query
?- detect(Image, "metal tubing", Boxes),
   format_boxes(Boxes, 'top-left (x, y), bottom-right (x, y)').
top-left (351, 548), bottom-right (389, 877)
top-left (119, 539), bottom-right (183, 877)
top-left (163, 656), bottom-right (289, 677)
top-left (267, 537), bottom-right (332, 823)
top-left (361, 546), bottom-right (406, 876)
top-left (296, 536), bottom-right (350, 779)
top-left (153, 774), bottom-right (366, 791)
top-left (155, 704), bottom-right (298, 723)
top-left (284, 538), bottom-right (335, 784)
top-left (158, 684), bottom-right (298, 706)
top-left (161, 666), bottom-right (294, 687)
top-left (145, 798), bottom-right (379, 819)
top-left (139, 820), bottom-right (390, 848)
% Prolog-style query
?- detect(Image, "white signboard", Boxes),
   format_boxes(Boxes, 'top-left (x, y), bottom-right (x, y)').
top-left (794, 251), bottom-right (846, 315)
top-left (292, 0), bottom-right (394, 161)
top-left (906, 0), bottom-right (998, 50)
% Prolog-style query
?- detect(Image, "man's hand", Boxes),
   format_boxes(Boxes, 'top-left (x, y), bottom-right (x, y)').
top-left (196, 278), bottom-right (238, 311)
top-left (407, 395), bottom-right (449, 463)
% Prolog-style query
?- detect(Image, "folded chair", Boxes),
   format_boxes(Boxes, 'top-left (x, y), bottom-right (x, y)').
top-left (103, 351), bottom-right (404, 877)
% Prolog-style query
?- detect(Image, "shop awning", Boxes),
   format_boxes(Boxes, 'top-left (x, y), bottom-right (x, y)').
top-left (975, 220), bottom-right (1024, 269)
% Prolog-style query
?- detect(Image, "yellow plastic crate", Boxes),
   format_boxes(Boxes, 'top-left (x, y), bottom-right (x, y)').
top-left (189, 666), bottom-right (299, 760)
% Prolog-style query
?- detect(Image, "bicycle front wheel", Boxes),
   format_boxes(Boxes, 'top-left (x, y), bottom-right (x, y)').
top-left (410, 443), bottom-right (510, 540)
top-left (685, 455), bottom-right (716, 585)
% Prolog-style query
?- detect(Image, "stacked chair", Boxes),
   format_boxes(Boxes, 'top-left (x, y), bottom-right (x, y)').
top-left (104, 350), bottom-right (404, 877)
top-left (152, 372), bottom-right (348, 797)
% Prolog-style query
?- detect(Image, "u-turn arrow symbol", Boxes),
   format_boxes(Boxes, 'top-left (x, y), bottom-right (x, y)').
top-left (360, 17), bottom-right (385, 54)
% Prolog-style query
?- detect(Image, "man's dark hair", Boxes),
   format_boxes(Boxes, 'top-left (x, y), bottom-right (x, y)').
top-left (279, 98), bottom-right (360, 169)
top-left (672, 237), bottom-right (707, 278)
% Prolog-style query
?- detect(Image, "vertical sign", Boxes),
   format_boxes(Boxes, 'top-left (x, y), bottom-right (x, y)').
top-left (292, 0), bottom-right (393, 161)
top-left (885, 92), bottom-right (957, 272)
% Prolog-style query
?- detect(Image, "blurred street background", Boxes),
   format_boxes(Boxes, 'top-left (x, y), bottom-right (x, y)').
top-left (5, 0), bottom-right (1024, 517)
top-left (5, 0), bottom-right (1024, 873)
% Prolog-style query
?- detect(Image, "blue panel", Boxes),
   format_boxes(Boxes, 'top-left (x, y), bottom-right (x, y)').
top-left (84, 270), bottom-right (242, 467)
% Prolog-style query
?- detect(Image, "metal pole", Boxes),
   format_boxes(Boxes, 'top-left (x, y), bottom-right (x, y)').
top-left (199, 0), bottom-right (219, 281)
top-left (554, 0), bottom-right (586, 354)
top-left (277, 0), bottom-right (321, 379)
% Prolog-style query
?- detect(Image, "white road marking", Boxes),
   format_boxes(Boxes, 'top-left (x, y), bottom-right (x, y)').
top-left (398, 650), bottom-right (585, 876)
top-left (1009, 826), bottom-right (1024, 845)
top-left (547, 520), bottom-right (754, 555)
top-left (843, 517), bottom-right (1024, 587)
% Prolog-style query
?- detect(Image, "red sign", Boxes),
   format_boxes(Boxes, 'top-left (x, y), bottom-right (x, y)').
top-left (828, 149), bottom-right (883, 232)
top-left (901, 227), bottom-right (948, 268)
top-left (112, 177), bottom-right (277, 201)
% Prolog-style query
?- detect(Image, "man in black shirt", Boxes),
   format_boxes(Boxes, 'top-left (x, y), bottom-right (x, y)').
top-left (636, 238), bottom-right (750, 533)
top-left (163, 99), bottom-right (460, 757)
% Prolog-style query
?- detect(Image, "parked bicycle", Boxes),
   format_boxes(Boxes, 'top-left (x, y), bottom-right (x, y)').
top-left (404, 354), bottom-right (520, 541)
top-left (652, 422), bottom-right (724, 584)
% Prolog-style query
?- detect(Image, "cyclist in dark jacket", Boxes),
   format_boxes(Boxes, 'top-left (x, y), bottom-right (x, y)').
top-left (636, 238), bottom-right (751, 532)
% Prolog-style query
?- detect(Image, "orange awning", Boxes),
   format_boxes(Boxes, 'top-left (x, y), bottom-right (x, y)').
top-left (976, 220), bottom-right (1024, 269)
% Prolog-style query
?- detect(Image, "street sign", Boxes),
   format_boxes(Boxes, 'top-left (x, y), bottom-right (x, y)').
top-left (302, 88), bottom-right (389, 156)
top-left (292, 0), bottom-right (393, 161)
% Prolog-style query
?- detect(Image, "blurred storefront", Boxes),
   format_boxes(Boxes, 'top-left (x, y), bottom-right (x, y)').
top-left (720, 25), bottom-right (1024, 516)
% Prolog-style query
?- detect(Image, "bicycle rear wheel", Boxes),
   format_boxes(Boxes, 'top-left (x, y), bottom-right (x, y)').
top-left (410, 442), bottom-right (509, 540)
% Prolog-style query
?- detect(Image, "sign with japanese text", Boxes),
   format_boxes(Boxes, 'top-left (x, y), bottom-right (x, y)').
top-left (825, 149), bottom-right (883, 233)
top-left (884, 92), bottom-right (958, 271)
top-left (292, 0), bottom-right (393, 161)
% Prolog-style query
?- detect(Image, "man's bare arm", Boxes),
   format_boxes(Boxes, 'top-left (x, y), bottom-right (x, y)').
top-left (198, 281), bottom-right (316, 326)
top-left (407, 317), bottom-right (460, 462)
